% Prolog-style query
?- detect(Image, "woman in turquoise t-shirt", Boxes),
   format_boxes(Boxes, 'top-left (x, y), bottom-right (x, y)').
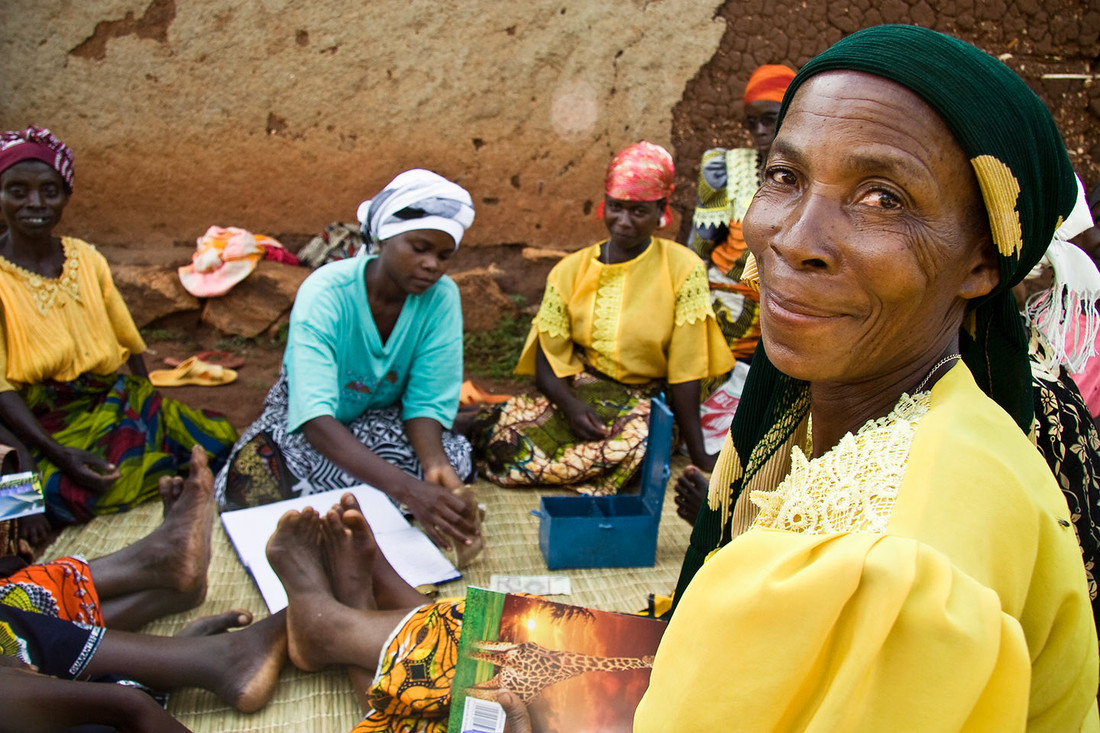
top-left (214, 170), bottom-right (479, 549)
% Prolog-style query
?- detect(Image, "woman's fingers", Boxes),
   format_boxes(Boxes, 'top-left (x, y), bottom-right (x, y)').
top-left (499, 689), bottom-right (533, 733)
top-left (413, 485), bottom-right (478, 550)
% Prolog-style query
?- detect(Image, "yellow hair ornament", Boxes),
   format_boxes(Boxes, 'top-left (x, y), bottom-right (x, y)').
top-left (971, 155), bottom-right (1023, 259)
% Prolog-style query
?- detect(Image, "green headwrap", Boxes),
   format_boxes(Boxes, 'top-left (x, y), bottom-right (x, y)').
top-left (672, 24), bottom-right (1078, 610)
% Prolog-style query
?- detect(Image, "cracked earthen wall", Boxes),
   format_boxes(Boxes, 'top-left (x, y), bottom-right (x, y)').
top-left (0, 0), bottom-right (1097, 251)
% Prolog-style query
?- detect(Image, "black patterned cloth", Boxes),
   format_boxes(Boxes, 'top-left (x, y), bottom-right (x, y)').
top-left (214, 371), bottom-right (473, 510)
top-left (1031, 356), bottom-right (1100, 634)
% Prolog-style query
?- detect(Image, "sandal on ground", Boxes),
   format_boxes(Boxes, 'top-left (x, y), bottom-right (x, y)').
top-left (149, 356), bottom-right (238, 387)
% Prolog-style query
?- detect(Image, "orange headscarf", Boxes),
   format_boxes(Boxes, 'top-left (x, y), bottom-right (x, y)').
top-left (743, 64), bottom-right (797, 105)
top-left (598, 141), bottom-right (675, 226)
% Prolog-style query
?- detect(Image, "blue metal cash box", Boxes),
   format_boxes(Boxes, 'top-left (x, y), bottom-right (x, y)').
top-left (534, 397), bottom-right (674, 570)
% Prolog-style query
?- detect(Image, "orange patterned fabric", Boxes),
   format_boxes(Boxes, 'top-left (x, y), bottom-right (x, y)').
top-left (351, 600), bottom-right (465, 733)
top-left (742, 64), bottom-right (796, 104)
top-left (0, 556), bottom-right (102, 626)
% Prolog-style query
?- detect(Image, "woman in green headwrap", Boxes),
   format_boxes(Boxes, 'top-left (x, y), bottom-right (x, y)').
top-left (635, 26), bottom-right (1098, 732)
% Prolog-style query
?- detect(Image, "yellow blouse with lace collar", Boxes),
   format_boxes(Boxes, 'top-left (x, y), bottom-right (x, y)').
top-left (514, 237), bottom-right (733, 384)
top-left (0, 237), bottom-right (145, 391)
top-left (751, 391), bottom-right (932, 534)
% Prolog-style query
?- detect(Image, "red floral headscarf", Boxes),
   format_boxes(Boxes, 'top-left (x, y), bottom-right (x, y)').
top-left (599, 141), bottom-right (675, 226)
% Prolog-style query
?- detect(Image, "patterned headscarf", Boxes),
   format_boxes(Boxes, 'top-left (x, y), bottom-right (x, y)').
top-left (356, 169), bottom-right (475, 249)
top-left (673, 25), bottom-right (1078, 611)
top-left (743, 64), bottom-right (797, 105)
top-left (0, 127), bottom-right (75, 192)
top-left (599, 141), bottom-right (675, 226)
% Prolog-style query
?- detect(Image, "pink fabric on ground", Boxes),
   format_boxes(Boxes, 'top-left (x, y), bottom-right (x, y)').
top-left (178, 226), bottom-right (282, 297)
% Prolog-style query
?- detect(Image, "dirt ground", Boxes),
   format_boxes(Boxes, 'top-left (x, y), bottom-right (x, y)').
top-left (137, 275), bottom-right (536, 435)
top-left (141, 325), bottom-right (533, 434)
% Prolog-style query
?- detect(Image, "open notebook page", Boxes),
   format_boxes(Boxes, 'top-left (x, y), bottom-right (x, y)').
top-left (220, 484), bottom-right (460, 613)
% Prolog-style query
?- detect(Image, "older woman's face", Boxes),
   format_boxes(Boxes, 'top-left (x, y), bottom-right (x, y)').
top-left (743, 71), bottom-right (998, 385)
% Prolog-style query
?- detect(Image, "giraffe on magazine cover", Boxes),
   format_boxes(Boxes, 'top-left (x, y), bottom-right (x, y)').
top-left (463, 639), bottom-right (654, 704)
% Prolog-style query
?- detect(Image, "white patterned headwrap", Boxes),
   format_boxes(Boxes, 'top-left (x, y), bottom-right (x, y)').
top-left (1024, 174), bottom-right (1100, 373)
top-left (356, 169), bottom-right (475, 249)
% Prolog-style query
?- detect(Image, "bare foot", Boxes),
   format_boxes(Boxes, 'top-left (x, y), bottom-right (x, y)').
top-left (674, 465), bottom-right (709, 525)
top-left (153, 445), bottom-right (216, 601)
top-left (175, 609), bottom-right (253, 638)
top-left (321, 500), bottom-right (378, 612)
top-left (336, 494), bottom-right (429, 611)
top-left (217, 611), bottom-right (288, 714)
top-left (266, 508), bottom-right (349, 671)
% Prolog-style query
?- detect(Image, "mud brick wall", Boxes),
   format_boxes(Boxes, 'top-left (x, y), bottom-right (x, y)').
top-left (672, 0), bottom-right (1100, 235)
top-left (1, 0), bottom-right (1096, 251)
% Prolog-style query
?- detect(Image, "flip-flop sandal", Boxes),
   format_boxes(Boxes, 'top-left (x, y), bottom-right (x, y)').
top-left (149, 356), bottom-right (239, 387)
top-left (163, 350), bottom-right (246, 370)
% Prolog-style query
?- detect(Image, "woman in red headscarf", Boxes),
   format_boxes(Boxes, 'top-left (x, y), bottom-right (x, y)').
top-left (479, 142), bottom-right (733, 493)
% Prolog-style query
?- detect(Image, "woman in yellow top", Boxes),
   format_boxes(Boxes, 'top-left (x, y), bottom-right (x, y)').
top-left (636, 26), bottom-right (1099, 731)
top-left (0, 127), bottom-right (237, 538)
top-left (480, 142), bottom-right (733, 494)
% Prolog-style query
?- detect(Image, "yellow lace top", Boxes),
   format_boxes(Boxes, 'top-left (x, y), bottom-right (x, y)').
top-left (0, 237), bottom-right (145, 391)
top-left (514, 237), bottom-right (734, 384)
top-left (751, 391), bottom-right (932, 534)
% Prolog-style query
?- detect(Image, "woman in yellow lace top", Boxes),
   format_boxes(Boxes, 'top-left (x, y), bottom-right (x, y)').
top-left (479, 142), bottom-right (733, 494)
top-left (0, 127), bottom-right (236, 539)
top-left (636, 27), bottom-right (1098, 731)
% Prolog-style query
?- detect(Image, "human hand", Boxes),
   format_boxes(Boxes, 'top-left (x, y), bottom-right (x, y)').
top-left (403, 479), bottom-right (477, 551)
top-left (54, 447), bottom-right (120, 492)
top-left (424, 462), bottom-right (464, 491)
top-left (499, 688), bottom-right (534, 733)
top-left (562, 401), bottom-right (609, 442)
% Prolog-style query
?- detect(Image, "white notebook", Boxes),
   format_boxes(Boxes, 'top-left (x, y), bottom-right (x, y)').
top-left (220, 484), bottom-right (461, 613)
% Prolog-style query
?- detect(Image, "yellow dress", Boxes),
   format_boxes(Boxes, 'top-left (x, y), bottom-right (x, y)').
top-left (635, 364), bottom-right (1099, 732)
top-left (515, 236), bottom-right (733, 384)
top-left (0, 237), bottom-right (237, 525)
top-left (481, 238), bottom-right (733, 493)
top-left (0, 237), bottom-right (145, 391)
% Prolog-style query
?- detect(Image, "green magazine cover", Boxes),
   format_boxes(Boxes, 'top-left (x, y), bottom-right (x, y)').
top-left (449, 587), bottom-right (667, 733)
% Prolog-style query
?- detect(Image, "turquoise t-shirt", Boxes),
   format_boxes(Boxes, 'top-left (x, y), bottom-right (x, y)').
top-left (283, 255), bottom-right (463, 433)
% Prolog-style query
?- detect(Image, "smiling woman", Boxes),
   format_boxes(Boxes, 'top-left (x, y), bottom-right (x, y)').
top-left (637, 25), bottom-right (1099, 732)
top-left (214, 169), bottom-right (481, 551)
top-left (0, 127), bottom-right (237, 539)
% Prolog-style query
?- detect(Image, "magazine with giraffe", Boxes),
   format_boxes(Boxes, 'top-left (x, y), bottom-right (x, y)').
top-left (450, 587), bottom-right (667, 733)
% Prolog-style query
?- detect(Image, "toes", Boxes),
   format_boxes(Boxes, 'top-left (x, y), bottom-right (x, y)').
top-left (175, 609), bottom-right (254, 637)
top-left (190, 444), bottom-right (209, 471)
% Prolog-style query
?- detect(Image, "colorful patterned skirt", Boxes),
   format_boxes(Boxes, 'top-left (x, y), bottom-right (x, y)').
top-left (352, 600), bottom-right (465, 733)
top-left (479, 373), bottom-right (659, 495)
top-left (22, 373), bottom-right (238, 525)
top-left (0, 556), bottom-right (161, 698)
top-left (0, 556), bottom-right (104, 678)
top-left (215, 371), bottom-right (473, 510)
